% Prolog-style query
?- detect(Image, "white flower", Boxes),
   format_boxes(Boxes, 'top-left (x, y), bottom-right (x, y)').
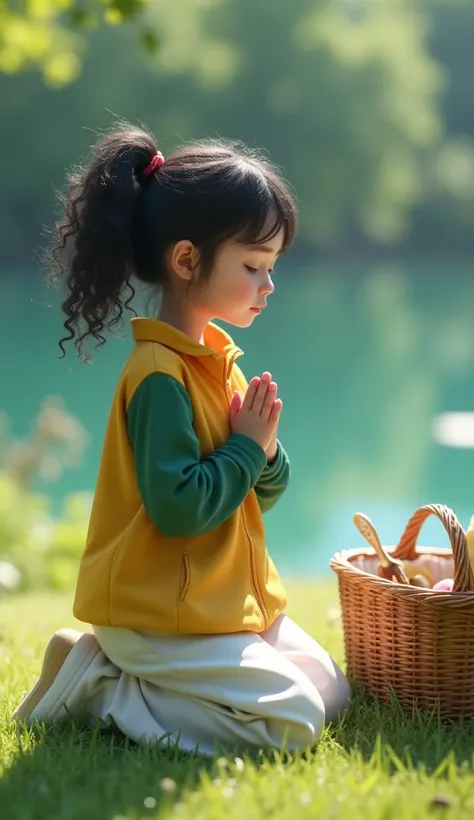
top-left (326, 607), bottom-right (341, 624)
top-left (0, 560), bottom-right (21, 590)
top-left (160, 777), bottom-right (176, 793)
top-left (26, 516), bottom-right (54, 551)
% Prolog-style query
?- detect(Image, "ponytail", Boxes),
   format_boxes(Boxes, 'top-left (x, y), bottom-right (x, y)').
top-left (50, 124), bottom-right (158, 360)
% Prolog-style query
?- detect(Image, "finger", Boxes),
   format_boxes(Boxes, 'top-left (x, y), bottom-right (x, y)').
top-left (241, 376), bottom-right (261, 411)
top-left (251, 376), bottom-right (272, 414)
top-left (269, 398), bottom-right (283, 424)
top-left (261, 382), bottom-right (278, 419)
top-left (243, 372), bottom-right (272, 411)
top-left (229, 391), bottom-right (243, 423)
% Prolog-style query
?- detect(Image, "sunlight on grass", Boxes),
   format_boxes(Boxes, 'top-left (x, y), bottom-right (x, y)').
top-left (1, 582), bottom-right (474, 819)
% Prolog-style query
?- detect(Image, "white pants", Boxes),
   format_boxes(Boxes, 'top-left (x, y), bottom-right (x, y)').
top-left (29, 615), bottom-right (352, 757)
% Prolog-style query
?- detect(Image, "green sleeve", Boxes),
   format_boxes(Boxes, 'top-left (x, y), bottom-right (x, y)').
top-left (255, 441), bottom-right (290, 513)
top-left (127, 373), bottom-right (267, 537)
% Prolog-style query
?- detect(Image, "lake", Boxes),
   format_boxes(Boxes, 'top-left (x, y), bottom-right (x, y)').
top-left (1, 264), bottom-right (474, 575)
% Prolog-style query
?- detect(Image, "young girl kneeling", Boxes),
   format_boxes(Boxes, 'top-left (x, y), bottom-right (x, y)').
top-left (14, 124), bottom-right (351, 756)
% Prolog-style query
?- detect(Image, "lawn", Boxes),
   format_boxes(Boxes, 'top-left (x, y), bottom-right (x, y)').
top-left (1, 581), bottom-right (474, 819)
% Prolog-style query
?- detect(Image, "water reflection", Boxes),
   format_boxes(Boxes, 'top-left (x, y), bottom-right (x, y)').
top-left (433, 412), bottom-right (474, 448)
top-left (1, 265), bottom-right (474, 573)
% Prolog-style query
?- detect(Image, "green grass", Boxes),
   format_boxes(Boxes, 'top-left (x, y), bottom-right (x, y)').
top-left (2, 582), bottom-right (474, 819)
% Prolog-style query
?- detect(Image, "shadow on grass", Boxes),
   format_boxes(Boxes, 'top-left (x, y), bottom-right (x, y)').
top-left (0, 721), bottom-right (217, 820)
top-left (2, 718), bottom-right (288, 820)
top-left (332, 686), bottom-right (474, 772)
top-left (4, 690), bottom-right (474, 818)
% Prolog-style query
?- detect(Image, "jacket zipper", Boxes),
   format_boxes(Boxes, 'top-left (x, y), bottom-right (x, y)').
top-left (240, 509), bottom-right (269, 629)
top-left (224, 361), bottom-right (233, 402)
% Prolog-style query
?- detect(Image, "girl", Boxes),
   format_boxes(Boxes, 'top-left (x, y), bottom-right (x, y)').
top-left (13, 124), bottom-right (351, 756)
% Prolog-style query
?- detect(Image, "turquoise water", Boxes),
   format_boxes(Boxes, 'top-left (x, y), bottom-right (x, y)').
top-left (2, 265), bottom-right (474, 575)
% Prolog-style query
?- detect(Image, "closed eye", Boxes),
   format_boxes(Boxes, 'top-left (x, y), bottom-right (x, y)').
top-left (245, 265), bottom-right (275, 274)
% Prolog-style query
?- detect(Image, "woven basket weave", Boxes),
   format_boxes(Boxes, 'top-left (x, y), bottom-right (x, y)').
top-left (330, 504), bottom-right (474, 718)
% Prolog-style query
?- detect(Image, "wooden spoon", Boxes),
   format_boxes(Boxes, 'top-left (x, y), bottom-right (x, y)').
top-left (353, 512), bottom-right (410, 585)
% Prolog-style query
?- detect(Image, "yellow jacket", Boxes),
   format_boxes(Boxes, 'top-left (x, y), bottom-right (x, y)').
top-left (73, 318), bottom-right (289, 634)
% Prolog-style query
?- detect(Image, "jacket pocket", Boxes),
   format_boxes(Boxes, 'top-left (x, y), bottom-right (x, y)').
top-left (179, 553), bottom-right (191, 601)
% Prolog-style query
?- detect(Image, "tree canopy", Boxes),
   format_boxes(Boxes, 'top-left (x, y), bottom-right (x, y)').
top-left (0, 0), bottom-right (155, 85)
top-left (0, 0), bottom-right (473, 264)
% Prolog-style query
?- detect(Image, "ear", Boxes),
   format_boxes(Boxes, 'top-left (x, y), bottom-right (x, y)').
top-left (169, 240), bottom-right (200, 282)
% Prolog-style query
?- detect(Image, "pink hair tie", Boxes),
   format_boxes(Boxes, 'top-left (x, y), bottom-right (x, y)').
top-left (142, 151), bottom-right (165, 178)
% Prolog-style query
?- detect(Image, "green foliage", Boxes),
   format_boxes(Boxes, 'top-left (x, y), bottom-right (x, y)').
top-left (186, 0), bottom-right (443, 244)
top-left (0, 399), bottom-right (91, 593)
top-left (0, 0), bottom-right (472, 258)
top-left (0, 0), bottom-right (154, 86)
top-left (0, 474), bottom-right (91, 591)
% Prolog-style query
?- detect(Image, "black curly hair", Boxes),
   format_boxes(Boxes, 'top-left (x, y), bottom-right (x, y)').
top-left (48, 121), bottom-right (298, 359)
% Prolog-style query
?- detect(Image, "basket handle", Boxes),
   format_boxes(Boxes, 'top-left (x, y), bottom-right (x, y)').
top-left (391, 504), bottom-right (474, 593)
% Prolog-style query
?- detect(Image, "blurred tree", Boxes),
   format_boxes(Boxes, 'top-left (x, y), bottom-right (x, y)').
top-left (0, 0), bottom-right (155, 86)
top-left (0, 0), bottom-right (472, 263)
top-left (409, 0), bottom-right (474, 253)
top-left (179, 0), bottom-right (443, 246)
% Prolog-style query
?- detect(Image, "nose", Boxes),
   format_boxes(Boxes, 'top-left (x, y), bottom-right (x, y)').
top-left (259, 272), bottom-right (275, 296)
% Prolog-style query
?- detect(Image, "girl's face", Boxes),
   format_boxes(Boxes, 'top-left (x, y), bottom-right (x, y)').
top-left (197, 229), bottom-right (283, 328)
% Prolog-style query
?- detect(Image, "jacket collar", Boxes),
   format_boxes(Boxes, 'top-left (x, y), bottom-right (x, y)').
top-left (131, 317), bottom-right (243, 362)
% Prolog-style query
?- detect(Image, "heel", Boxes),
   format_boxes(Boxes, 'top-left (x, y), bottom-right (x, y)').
top-left (13, 628), bottom-right (83, 722)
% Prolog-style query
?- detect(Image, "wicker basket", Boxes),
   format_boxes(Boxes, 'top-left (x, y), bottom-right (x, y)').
top-left (330, 504), bottom-right (474, 718)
